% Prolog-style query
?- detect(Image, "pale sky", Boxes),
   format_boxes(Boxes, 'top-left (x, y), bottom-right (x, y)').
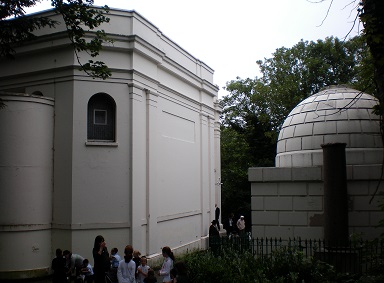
top-left (28, 0), bottom-right (361, 97)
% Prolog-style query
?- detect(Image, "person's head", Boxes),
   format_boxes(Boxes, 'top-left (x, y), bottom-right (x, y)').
top-left (147, 269), bottom-right (155, 278)
top-left (133, 250), bottom-right (141, 258)
top-left (211, 220), bottom-right (217, 225)
top-left (63, 250), bottom-right (71, 259)
top-left (161, 246), bottom-right (175, 261)
top-left (111, 247), bottom-right (118, 255)
top-left (215, 204), bottom-right (217, 208)
top-left (240, 216), bottom-right (244, 220)
top-left (140, 256), bottom-right (147, 266)
top-left (83, 259), bottom-right (89, 266)
top-left (124, 245), bottom-right (133, 262)
top-left (55, 248), bottom-right (63, 258)
top-left (94, 235), bottom-right (106, 250)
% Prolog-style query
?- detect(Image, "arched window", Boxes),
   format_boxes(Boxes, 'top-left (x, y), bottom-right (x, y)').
top-left (32, 91), bottom-right (43, 96)
top-left (87, 93), bottom-right (116, 141)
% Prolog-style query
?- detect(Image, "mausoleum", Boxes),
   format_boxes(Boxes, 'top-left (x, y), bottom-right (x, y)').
top-left (249, 85), bottom-right (384, 240)
top-left (0, 8), bottom-right (221, 280)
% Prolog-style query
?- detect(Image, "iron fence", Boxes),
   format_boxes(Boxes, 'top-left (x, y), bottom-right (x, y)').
top-left (209, 235), bottom-right (384, 274)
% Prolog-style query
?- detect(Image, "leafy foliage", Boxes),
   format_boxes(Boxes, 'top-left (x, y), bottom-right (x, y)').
top-left (222, 36), bottom-right (373, 137)
top-left (0, 0), bottom-right (111, 79)
top-left (359, 0), bottom-right (384, 104)
top-left (182, 247), bottom-right (339, 283)
top-left (358, 0), bottom-right (384, 205)
top-left (219, 35), bottom-right (373, 223)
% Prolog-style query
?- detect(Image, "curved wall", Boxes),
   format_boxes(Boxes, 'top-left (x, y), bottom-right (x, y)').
top-left (0, 93), bottom-right (54, 279)
top-left (276, 86), bottom-right (382, 167)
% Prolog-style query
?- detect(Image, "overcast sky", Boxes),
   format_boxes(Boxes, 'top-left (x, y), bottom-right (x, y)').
top-left (28, 0), bottom-right (361, 97)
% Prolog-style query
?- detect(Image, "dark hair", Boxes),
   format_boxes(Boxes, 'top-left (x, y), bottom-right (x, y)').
top-left (56, 249), bottom-right (62, 258)
top-left (124, 245), bottom-right (133, 262)
top-left (111, 247), bottom-right (118, 254)
top-left (93, 235), bottom-right (105, 250)
top-left (162, 246), bottom-right (175, 261)
top-left (83, 258), bottom-right (89, 265)
top-left (63, 250), bottom-right (71, 257)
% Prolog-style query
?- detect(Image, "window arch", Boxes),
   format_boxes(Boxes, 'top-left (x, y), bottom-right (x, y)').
top-left (87, 93), bottom-right (116, 141)
top-left (32, 91), bottom-right (43, 96)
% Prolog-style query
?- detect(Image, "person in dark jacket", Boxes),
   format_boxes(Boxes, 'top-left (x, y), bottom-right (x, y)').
top-left (52, 248), bottom-right (66, 283)
top-left (223, 213), bottom-right (235, 236)
top-left (215, 204), bottom-right (220, 230)
top-left (209, 220), bottom-right (220, 238)
top-left (209, 220), bottom-right (220, 255)
top-left (92, 235), bottom-right (110, 283)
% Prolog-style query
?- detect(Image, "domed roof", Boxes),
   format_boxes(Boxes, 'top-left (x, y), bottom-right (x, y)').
top-left (276, 85), bottom-right (382, 167)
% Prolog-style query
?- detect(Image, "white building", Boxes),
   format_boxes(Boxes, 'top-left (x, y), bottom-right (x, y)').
top-left (0, 8), bottom-right (221, 280)
top-left (250, 86), bottom-right (384, 240)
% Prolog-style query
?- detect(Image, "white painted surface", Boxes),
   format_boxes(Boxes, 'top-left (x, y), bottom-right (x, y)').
top-left (0, 8), bottom-right (220, 279)
top-left (0, 94), bottom-right (54, 272)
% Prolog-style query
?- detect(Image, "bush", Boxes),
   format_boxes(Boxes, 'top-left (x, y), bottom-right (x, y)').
top-left (261, 247), bottom-right (337, 282)
top-left (182, 247), bottom-right (339, 283)
top-left (184, 249), bottom-right (263, 283)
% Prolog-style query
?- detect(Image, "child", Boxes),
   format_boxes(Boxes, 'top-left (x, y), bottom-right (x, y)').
top-left (137, 256), bottom-right (150, 283)
top-left (80, 258), bottom-right (94, 283)
top-left (110, 247), bottom-right (121, 269)
top-left (117, 245), bottom-right (136, 283)
top-left (52, 248), bottom-right (66, 283)
top-left (133, 250), bottom-right (141, 280)
top-left (143, 269), bottom-right (157, 283)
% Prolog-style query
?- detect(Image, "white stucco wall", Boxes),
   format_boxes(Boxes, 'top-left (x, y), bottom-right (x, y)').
top-left (0, 94), bottom-right (54, 277)
top-left (0, 8), bottom-right (220, 279)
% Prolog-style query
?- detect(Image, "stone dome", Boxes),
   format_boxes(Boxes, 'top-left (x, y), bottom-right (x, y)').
top-left (276, 85), bottom-right (382, 167)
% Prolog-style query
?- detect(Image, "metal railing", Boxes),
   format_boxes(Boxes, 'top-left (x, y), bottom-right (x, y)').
top-left (209, 235), bottom-right (384, 274)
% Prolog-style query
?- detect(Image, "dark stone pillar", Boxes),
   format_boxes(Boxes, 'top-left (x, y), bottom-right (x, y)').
top-left (321, 143), bottom-right (349, 245)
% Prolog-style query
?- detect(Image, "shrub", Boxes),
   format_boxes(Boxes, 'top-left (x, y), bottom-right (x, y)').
top-left (182, 246), bottom-right (339, 283)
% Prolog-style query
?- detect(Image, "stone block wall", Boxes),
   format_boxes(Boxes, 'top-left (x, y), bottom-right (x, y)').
top-left (249, 165), bottom-right (384, 240)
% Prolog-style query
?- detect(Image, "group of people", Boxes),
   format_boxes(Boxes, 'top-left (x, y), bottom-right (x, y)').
top-left (209, 207), bottom-right (247, 255)
top-left (211, 205), bottom-right (247, 237)
top-left (223, 214), bottom-right (246, 237)
top-left (51, 249), bottom-right (93, 283)
top-left (52, 235), bottom-right (190, 283)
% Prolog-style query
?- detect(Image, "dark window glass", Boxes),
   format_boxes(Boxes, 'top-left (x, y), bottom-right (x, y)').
top-left (87, 93), bottom-right (116, 141)
top-left (94, 110), bottom-right (107, 125)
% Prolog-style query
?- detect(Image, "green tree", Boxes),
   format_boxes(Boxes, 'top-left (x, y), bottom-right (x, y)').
top-left (0, 0), bottom-right (111, 79)
top-left (221, 122), bottom-right (275, 222)
top-left (254, 36), bottom-right (373, 137)
top-left (220, 35), bottom-right (373, 225)
top-left (358, 0), bottom-right (384, 232)
top-left (359, 1), bottom-right (384, 132)
top-left (0, 0), bottom-right (112, 107)
top-left (220, 78), bottom-right (276, 221)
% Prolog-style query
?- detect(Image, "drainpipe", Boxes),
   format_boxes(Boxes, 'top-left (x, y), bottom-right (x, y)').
top-left (321, 143), bottom-right (349, 245)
